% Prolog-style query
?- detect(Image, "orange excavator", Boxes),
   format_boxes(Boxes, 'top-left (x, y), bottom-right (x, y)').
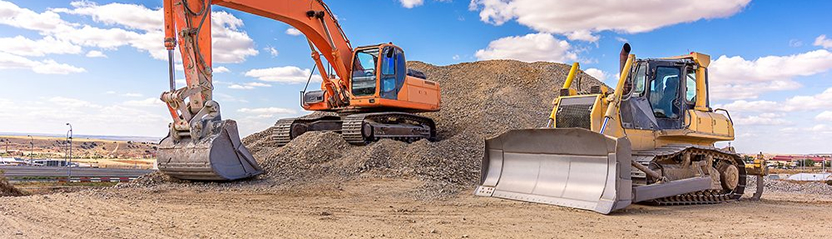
top-left (157, 0), bottom-right (441, 181)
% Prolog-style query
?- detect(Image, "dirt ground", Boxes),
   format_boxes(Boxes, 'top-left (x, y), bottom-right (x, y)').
top-left (2, 178), bottom-right (831, 239)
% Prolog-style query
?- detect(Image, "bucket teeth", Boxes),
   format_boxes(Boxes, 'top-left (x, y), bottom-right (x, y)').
top-left (157, 120), bottom-right (263, 181)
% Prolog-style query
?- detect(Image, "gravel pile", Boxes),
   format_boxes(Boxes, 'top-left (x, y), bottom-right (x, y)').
top-left (240, 60), bottom-right (603, 191)
top-left (758, 178), bottom-right (832, 196)
top-left (1, 171), bottom-right (25, 197)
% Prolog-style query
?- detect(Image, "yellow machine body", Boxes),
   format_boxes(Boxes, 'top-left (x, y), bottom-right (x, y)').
top-left (477, 44), bottom-right (763, 214)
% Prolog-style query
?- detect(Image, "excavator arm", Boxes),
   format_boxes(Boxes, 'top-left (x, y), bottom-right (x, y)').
top-left (161, 0), bottom-right (353, 123)
top-left (158, 0), bottom-right (361, 181)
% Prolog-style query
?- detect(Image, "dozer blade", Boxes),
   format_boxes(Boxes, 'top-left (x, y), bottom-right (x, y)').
top-left (157, 120), bottom-right (263, 181)
top-left (475, 128), bottom-right (633, 214)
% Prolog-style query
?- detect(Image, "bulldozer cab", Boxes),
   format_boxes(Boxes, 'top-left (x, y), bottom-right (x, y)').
top-left (620, 58), bottom-right (707, 131)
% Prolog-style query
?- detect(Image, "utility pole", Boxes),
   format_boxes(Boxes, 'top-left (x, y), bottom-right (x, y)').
top-left (66, 123), bottom-right (73, 181)
top-left (27, 135), bottom-right (33, 161)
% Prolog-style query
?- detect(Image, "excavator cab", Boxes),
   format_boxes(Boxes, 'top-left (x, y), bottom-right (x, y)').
top-left (347, 44), bottom-right (440, 110)
top-left (349, 44), bottom-right (414, 100)
top-left (301, 43), bottom-right (440, 112)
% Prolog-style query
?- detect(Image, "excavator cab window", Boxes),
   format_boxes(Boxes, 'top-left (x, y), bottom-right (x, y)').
top-left (351, 48), bottom-right (379, 96)
top-left (380, 46), bottom-right (406, 99)
top-left (380, 47), bottom-right (396, 99)
top-left (649, 66), bottom-right (681, 119)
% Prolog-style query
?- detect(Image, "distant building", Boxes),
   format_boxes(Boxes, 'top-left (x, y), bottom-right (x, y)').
top-left (30, 159), bottom-right (77, 167)
top-left (0, 157), bottom-right (27, 166)
top-left (771, 155), bottom-right (830, 163)
top-left (787, 173), bottom-right (832, 181)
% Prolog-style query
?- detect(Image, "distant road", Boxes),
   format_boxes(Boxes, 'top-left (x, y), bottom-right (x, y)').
top-left (0, 166), bottom-right (153, 178)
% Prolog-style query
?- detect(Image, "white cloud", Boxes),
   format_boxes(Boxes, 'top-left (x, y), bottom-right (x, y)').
top-left (788, 39), bottom-right (803, 48)
top-left (469, 0), bottom-right (749, 37)
top-left (229, 82), bottom-right (272, 90)
top-left (452, 54), bottom-right (460, 60)
top-left (0, 36), bottom-right (81, 56)
top-left (0, 52), bottom-right (86, 74)
top-left (815, 35), bottom-right (832, 49)
top-left (214, 93), bottom-right (248, 103)
top-left (0, 96), bottom-right (169, 137)
top-left (214, 66), bottom-right (230, 73)
top-left (583, 68), bottom-right (606, 81)
top-left (121, 93), bottom-right (143, 97)
top-left (48, 96), bottom-right (100, 108)
top-left (816, 111), bottom-right (832, 121)
top-left (285, 27), bottom-right (302, 36)
top-left (615, 37), bottom-right (628, 43)
top-left (53, 1), bottom-right (160, 31)
top-left (238, 107), bottom-right (297, 119)
top-left (266, 47), bottom-right (279, 57)
top-left (1, 1), bottom-right (257, 64)
top-left (85, 50), bottom-right (107, 58)
top-left (714, 100), bottom-right (778, 112)
top-left (123, 97), bottom-right (163, 107)
top-left (475, 33), bottom-right (577, 63)
top-left (715, 87), bottom-right (832, 113)
top-left (778, 124), bottom-right (832, 135)
top-left (564, 30), bottom-right (599, 43)
top-left (734, 113), bottom-right (790, 126)
top-left (709, 50), bottom-right (832, 100)
top-left (0, 0), bottom-right (71, 32)
top-left (400, 0), bottom-right (424, 8)
top-left (210, 11), bottom-right (259, 63)
top-left (783, 87), bottom-right (832, 111)
top-left (244, 66), bottom-right (322, 83)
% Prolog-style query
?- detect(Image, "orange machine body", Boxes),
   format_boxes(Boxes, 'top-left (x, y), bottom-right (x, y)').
top-left (163, 0), bottom-right (440, 121)
top-left (305, 43), bottom-right (440, 112)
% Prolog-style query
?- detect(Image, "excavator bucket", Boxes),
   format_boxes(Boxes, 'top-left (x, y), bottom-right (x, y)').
top-left (475, 128), bottom-right (633, 214)
top-left (157, 120), bottom-right (263, 181)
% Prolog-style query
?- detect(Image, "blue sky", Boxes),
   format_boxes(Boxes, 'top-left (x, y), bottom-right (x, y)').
top-left (0, 0), bottom-right (830, 154)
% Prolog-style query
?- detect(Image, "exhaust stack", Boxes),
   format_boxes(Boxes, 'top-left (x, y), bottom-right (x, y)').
top-left (619, 43), bottom-right (631, 74)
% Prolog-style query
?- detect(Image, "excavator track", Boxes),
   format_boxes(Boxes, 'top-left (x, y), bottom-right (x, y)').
top-left (342, 112), bottom-right (436, 145)
top-left (633, 145), bottom-right (746, 205)
top-left (272, 118), bottom-right (295, 146)
top-left (271, 114), bottom-right (342, 147)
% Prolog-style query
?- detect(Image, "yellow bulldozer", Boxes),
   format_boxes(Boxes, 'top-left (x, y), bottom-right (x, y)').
top-left (475, 44), bottom-right (767, 214)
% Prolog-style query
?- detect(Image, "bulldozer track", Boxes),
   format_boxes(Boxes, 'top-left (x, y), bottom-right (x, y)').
top-left (633, 145), bottom-right (746, 205)
top-left (342, 112), bottom-right (436, 145)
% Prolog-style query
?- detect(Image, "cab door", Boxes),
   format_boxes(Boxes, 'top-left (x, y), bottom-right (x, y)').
top-left (647, 64), bottom-right (685, 129)
top-left (379, 46), bottom-right (405, 100)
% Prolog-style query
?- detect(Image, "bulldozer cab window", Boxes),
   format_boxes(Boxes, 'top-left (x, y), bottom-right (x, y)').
top-left (685, 68), bottom-right (697, 103)
top-left (351, 48), bottom-right (379, 96)
top-left (649, 67), bottom-right (681, 118)
top-left (632, 62), bottom-right (647, 97)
